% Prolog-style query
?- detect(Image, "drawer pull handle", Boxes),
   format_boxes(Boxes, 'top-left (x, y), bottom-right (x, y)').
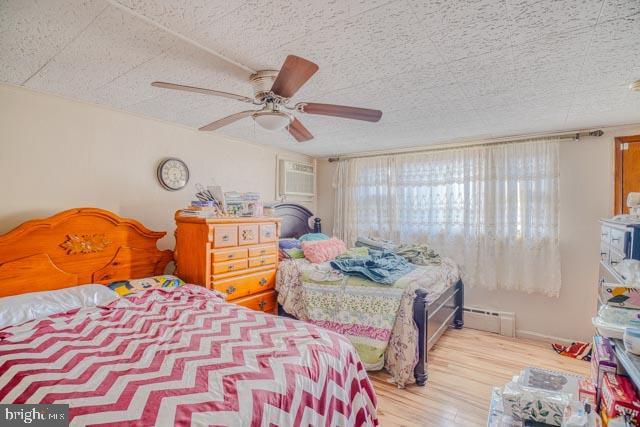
top-left (259, 278), bottom-right (267, 286)
top-left (228, 254), bottom-right (234, 259)
top-left (611, 260), bottom-right (619, 266)
top-left (260, 250), bottom-right (266, 255)
top-left (258, 300), bottom-right (267, 310)
top-left (260, 259), bottom-right (266, 264)
top-left (222, 235), bottom-right (230, 242)
top-left (612, 238), bottom-right (620, 243)
top-left (226, 286), bottom-right (236, 294)
top-left (228, 264), bottom-right (234, 270)
top-left (265, 231), bottom-right (272, 237)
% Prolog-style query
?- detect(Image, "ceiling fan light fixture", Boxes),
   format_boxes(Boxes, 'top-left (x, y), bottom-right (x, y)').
top-left (630, 79), bottom-right (640, 92)
top-left (252, 111), bottom-right (292, 131)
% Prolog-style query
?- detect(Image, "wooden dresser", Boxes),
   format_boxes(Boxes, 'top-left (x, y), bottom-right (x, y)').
top-left (598, 217), bottom-right (640, 307)
top-left (174, 213), bottom-right (281, 314)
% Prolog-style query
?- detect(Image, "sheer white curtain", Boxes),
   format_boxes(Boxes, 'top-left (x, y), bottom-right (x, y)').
top-left (332, 138), bottom-right (561, 296)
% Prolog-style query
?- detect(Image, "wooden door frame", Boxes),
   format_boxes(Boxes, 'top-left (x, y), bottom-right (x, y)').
top-left (614, 135), bottom-right (640, 215)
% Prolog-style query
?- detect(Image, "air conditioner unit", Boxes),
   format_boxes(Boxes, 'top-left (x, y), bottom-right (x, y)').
top-left (278, 159), bottom-right (315, 197)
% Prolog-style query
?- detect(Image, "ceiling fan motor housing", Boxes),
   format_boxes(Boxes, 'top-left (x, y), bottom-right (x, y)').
top-left (250, 70), bottom-right (279, 101)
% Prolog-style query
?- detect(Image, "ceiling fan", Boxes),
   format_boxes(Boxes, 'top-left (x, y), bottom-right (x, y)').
top-left (151, 55), bottom-right (382, 142)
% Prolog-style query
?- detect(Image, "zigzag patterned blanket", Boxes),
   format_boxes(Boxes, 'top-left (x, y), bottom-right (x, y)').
top-left (0, 285), bottom-right (377, 426)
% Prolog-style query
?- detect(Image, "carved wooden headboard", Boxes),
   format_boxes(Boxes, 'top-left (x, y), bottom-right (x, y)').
top-left (0, 208), bottom-right (173, 297)
top-left (273, 203), bottom-right (322, 238)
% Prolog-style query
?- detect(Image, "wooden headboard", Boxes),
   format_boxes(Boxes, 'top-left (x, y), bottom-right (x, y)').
top-left (0, 208), bottom-right (173, 297)
top-left (273, 203), bottom-right (321, 238)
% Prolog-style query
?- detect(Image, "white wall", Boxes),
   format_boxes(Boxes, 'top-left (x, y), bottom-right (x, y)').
top-left (0, 84), bottom-right (310, 249)
top-left (316, 124), bottom-right (640, 342)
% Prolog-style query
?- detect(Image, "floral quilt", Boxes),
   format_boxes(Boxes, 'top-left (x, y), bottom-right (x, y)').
top-left (276, 257), bottom-right (459, 387)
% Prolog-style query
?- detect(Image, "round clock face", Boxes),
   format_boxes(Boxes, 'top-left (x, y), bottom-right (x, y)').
top-left (157, 158), bottom-right (189, 191)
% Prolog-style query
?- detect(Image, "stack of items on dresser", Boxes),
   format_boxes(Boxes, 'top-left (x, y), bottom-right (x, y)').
top-left (224, 191), bottom-right (263, 217)
top-left (488, 367), bottom-right (600, 426)
top-left (179, 200), bottom-right (221, 218)
top-left (179, 187), bottom-right (265, 218)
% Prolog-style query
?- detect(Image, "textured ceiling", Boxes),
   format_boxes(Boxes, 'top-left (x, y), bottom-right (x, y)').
top-left (1, 0), bottom-right (639, 156)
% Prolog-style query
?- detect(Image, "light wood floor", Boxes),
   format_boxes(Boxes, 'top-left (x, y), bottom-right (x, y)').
top-left (370, 328), bottom-right (590, 426)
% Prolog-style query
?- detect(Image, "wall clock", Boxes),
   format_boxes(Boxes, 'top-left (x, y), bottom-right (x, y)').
top-left (157, 158), bottom-right (189, 191)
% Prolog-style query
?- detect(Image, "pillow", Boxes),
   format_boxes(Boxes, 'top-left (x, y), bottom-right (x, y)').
top-left (301, 238), bottom-right (347, 263)
top-left (283, 248), bottom-right (305, 259)
top-left (279, 238), bottom-right (301, 250)
top-left (107, 275), bottom-right (185, 297)
top-left (0, 284), bottom-right (120, 330)
top-left (299, 233), bottom-right (330, 242)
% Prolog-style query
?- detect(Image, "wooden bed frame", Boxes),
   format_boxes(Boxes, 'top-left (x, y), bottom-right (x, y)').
top-left (0, 208), bottom-right (173, 297)
top-left (273, 202), bottom-right (464, 386)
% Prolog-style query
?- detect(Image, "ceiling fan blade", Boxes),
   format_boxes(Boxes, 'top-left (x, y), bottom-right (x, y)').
top-left (287, 117), bottom-right (314, 142)
top-left (270, 55), bottom-right (319, 99)
top-left (199, 110), bottom-right (256, 131)
top-left (151, 81), bottom-right (254, 103)
top-left (297, 102), bottom-right (382, 122)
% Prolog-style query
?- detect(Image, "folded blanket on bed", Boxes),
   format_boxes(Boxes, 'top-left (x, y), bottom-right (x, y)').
top-left (330, 249), bottom-right (414, 284)
top-left (354, 238), bottom-right (442, 267)
top-left (395, 244), bottom-right (442, 266)
top-left (355, 236), bottom-right (400, 251)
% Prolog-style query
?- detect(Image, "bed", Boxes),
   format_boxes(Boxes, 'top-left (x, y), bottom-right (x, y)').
top-left (272, 203), bottom-right (464, 387)
top-left (0, 208), bottom-right (377, 426)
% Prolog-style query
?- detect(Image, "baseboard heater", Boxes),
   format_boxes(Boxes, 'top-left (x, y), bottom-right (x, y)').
top-left (463, 306), bottom-right (515, 337)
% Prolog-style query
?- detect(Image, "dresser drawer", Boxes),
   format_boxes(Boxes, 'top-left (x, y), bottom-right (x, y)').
top-left (248, 254), bottom-right (277, 268)
top-left (238, 224), bottom-right (260, 245)
top-left (610, 228), bottom-right (627, 254)
top-left (213, 225), bottom-right (238, 248)
top-left (234, 290), bottom-right (277, 313)
top-left (599, 261), bottom-right (622, 286)
top-left (213, 271), bottom-right (275, 301)
top-left (259, 223), bottom-right (277, 243)
top-left (212, 258), bottom-right (248, 275)
top-left (248, 244), bottom-right (277, 258)
top-left (600, 242), bottom-right (610, 264)
top-left (211, 247), bottom-right (247, 262)
top-left (610, 247), bottom-right (625, 267)
top-left (601, 225), bottom-right (611, 245)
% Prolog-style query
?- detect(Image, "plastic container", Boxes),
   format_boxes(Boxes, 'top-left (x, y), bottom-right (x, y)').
top-left (592, 305), bottom-right (640, 339)
top-left (623, 327), bottom-right (640, 355)
top-left (593, 316), bottom-right (626, 339)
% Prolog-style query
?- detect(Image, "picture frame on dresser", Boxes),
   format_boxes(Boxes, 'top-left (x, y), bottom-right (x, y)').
top-left (272, 202), bottom-right (464, 386)
top-left (174, 213), bottom-right (281, 314)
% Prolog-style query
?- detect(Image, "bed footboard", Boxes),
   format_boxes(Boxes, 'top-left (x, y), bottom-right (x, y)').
top-left (278, 278), bottom-right (465, 387)
top-left (414, 279), bottom-right (464, 386)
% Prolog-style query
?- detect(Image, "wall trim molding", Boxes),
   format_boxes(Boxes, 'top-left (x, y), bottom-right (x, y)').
top-left (515, 329), bottom-right (576, 345)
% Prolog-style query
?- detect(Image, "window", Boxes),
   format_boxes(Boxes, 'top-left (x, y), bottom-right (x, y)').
top-left (333, 139), bottom-right (561, 295)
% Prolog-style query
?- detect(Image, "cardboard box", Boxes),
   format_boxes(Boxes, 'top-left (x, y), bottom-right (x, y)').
top-left (600, 373), bottom-right (640, 425)
top-left (579, 378), bottom-right (597, 408)
top-left (592, 336), bottom-right (618, 408)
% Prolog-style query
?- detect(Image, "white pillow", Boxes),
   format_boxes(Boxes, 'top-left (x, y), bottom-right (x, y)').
top-left (0, 284), bottom-right (120, 330)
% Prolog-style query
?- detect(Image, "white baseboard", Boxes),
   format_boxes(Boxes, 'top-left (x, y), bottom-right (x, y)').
top-left (463, 306), bottom-right (515, 337)
top-left (462, 307), bottom-right (579, 344)
top-left (515, 329), bottom-right (575, 345)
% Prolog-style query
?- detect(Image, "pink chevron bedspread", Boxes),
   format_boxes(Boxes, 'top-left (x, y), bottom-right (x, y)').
top-left (0, 285), bottom-right (378, 426)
